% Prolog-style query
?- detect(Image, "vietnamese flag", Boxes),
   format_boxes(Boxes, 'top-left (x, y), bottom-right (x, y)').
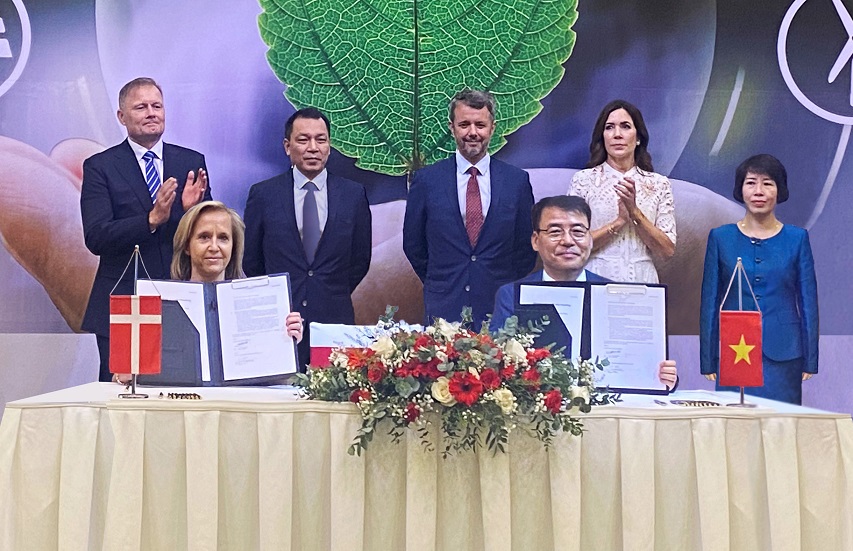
top-left (719, 310), bottom-right (763, 387)
top-left (109, 295), bottom-right (162, 375)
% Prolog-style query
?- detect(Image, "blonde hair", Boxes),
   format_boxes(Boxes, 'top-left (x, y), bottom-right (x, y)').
top-left (171, 201), bottom-right (246, 281)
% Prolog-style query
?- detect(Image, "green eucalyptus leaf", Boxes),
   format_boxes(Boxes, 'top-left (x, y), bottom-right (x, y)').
top-left (259, 0), bottom-right (578, 174)
top-left (395, 376), bottom-right (420, 397)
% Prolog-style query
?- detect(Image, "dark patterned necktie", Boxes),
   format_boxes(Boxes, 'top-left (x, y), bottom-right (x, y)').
top-left (465, 167), bottom-right (484, 247)
top-left (302, 181), bottom-right (320, 264)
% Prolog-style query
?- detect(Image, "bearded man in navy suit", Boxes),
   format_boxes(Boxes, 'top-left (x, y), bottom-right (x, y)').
top-left (243, 108), bottom-right (371, 369)
top-left (403, 89), bottom-right (536, 329)
top-left (81, 77), bottom-right (211, 382)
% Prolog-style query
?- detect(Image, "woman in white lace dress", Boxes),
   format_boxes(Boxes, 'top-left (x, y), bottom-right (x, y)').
top-left (569, 100), bottom-right (676, 283)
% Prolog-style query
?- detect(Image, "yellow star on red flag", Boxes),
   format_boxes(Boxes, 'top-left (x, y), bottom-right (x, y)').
top-left (728, 335), bottom-right (755, 365)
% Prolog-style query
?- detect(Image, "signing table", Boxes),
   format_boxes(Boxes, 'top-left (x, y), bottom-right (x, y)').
top-left (1, 384), bottom-right (851, 551)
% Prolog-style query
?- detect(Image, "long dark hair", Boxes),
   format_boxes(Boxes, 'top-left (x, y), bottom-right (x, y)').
top-left (587, 99), bottom-right (653, 172)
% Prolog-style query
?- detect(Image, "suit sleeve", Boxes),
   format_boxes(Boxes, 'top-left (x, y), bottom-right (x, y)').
top-left (403, 171), bottom-right (429, 282)
top-left (798, 231), bottom-right (819, 373)
top-left (242, 184), bottom-right (266, 277)
top-left (80, 156), bottom-right (153, 257)
top-left (699, 229), bottom-right (720, 375)
top-left (490, 283), bottom-right (514, 332)
top-left (350, 186), bottom-right (372, 292)
top-left (202, 156), bottom-right (212, 202)
top-left (512, 173), bottom-right (537, 279)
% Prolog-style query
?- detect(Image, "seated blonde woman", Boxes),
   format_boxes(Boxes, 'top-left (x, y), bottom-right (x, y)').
top-left (114, 200), bottom-right (302, 383)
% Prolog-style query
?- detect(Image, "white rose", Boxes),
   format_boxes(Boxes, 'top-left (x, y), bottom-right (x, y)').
top-left (435, 318), bottom-right (459, 340)
top-left (431, 377), bottom-right (457, 406)
top-left (370, 335), bottom-right (396, 359)
top-left (504, 339), bottom-right (528, 364)
top-left (568, 385), bottom-right (591, 415)
top-left (492, 388), bottom-right (516, 415)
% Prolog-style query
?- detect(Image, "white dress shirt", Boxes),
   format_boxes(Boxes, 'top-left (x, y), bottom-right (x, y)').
top-left (292, 167), bottom-right (329, 238)
top-left (542, 269), bottom-right (587, 282)
top-left (127, 138), bottom-right (164, 189)
top-left (455, 150), bottom-right (491, 223)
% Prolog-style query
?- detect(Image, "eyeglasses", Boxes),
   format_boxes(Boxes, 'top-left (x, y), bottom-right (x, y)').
top-left (536, 226), bottom-right (590, 242)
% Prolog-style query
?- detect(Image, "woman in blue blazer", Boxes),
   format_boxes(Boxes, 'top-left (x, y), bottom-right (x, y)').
top-left (700, 154), bottom-right (819, 404)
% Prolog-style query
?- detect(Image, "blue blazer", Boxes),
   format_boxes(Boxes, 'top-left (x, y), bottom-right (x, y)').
top-left (243, 171), bottom-right (371, 364)
top-left (491, 270), bottom-right (610, 330)
top-left (80, 139), bottom-right (210, 337)
top-left (700, 224), bottom-right (819, 375)
top-left (403, 157), bottom-right (536, 328)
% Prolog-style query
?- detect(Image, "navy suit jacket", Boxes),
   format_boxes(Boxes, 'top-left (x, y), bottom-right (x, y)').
top-left (243, 171), bottom-right (371, 365)
top-left (491, 270), bottom-right (610, 331)
top-left (403, 157), bottom-right (536, 328)
top-left (80, 139), bottom-right (210, 337)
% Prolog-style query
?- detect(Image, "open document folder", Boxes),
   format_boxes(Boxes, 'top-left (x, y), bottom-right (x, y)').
top-left (515, 281), bottom-right (669, 394)
top-left (136, 274), bottom-right (298, 386)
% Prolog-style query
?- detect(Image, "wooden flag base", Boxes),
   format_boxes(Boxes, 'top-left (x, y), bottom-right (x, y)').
top-left (726, 387), bottom-right (757, 408)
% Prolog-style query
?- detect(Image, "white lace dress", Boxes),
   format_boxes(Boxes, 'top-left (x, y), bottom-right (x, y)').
top-left (569, 162), bottom-right (676, 283)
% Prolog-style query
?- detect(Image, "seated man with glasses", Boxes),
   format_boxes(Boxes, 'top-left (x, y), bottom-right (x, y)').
top-left (492, 195), bottom-right (678, 388)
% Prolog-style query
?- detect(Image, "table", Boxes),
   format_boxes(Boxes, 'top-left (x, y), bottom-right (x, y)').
top-left (1, 384), bottom-right (851, 551)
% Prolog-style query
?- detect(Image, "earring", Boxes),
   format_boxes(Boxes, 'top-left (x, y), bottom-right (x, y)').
top-left (636, 141), bottom-right (641, 146)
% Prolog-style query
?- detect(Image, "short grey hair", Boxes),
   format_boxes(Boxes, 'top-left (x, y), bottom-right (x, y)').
top-left (118, 77), bottom-right (163, 110)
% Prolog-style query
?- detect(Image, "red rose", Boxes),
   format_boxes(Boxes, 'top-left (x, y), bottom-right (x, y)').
top-left (403, 402), bottom-right (421, 424)
top-left (526, 348), bottom-right (551, 365)
top-left (543, 389), bottom-right (563, 414)
top-left (349, 389), bottom-right (371, 403)
top-left (448, 371), bottom-right (485, 406)
top-left (479, 368), bottom-right (500, 390)
top-left (445, 343), bottom-right (460, 360)
top-left (521, 368), bottom-right (541, 384)
top-left (367, 364), bottom-right (386, 383)
top-left (500, 365), bottom-right (515, 379)
top-left (414, 335), bottom-right (433, 349)
top-left (393, 362), bottom-right (414, 378)
top-left (416, 358), bottom-right (443, 380)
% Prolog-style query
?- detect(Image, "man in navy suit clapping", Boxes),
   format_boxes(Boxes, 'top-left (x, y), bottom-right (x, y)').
top-left (81, 77), bottom-right (211, 382)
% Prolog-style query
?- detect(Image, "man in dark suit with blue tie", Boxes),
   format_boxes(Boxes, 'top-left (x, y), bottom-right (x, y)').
top-left (81, 77), bottom-right (211, 382)
top-left (243, 108), bottom-right (372, 369)
top-left (403, 89), bottom-right (536, 329)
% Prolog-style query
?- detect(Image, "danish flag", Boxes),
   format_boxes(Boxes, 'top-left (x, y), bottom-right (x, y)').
top-left (110, 295), bottom-right (162, 375)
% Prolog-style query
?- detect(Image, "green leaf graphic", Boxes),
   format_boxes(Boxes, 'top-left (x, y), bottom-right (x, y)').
top-left (259, 0), bottom-right (577, 175)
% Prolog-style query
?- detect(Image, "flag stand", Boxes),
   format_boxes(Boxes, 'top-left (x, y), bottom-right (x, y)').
top-left (112, 245), bottom-right (153, 399)
top-left (723, 257), bottom-right (757, 409)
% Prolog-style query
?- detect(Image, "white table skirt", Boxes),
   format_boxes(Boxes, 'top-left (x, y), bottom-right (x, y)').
top-left (1, 384), bottom-right (851, 551)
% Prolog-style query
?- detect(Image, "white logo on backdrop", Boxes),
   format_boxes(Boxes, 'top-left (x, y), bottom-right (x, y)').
top-left (778, 0), bottom-right (853, 124)
top-left (778, 0), bottom-right (853, 229)
top-left (0, 0), bottom-right (31, 99)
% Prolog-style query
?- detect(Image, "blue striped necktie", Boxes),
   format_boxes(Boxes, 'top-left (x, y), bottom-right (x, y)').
top-left (142, 150), bottom-right (161, 202)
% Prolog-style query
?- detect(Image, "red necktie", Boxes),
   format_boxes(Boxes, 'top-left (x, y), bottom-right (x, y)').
top-left (465, 167), bottom-right (484, 247)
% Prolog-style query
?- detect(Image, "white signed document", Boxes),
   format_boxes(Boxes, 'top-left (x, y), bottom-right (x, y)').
top-left (519, 284), bottom-right (585, 361)
top-left (137, 279), bottom-right (212, 381)
top-left (590, 284), bottom-right (667, 392)
top-left (216, 275), bottom-right (298, 380)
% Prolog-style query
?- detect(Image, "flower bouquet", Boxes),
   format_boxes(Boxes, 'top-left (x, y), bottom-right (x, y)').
top-left (294, 308), bottom-right (615, 456)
